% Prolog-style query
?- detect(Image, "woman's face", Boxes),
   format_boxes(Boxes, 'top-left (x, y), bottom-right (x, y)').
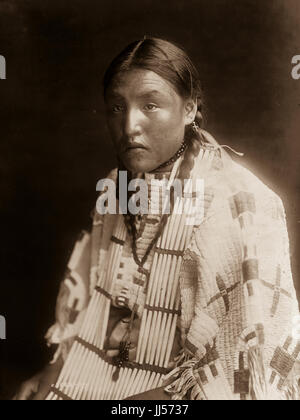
top-left (105, 68), bottom-right (196, 173)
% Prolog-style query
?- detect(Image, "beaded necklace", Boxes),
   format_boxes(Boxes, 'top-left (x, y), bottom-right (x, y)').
top-left (155, 140), bottom-right (187, 171)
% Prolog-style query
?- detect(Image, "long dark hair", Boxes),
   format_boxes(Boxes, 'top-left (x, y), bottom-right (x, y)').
top-left (103, 36), bottom-right (204, 129)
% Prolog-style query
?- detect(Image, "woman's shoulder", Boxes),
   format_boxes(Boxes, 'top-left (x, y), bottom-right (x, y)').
top-left (193, 135), bottom-right (285, 221)
top-left (204, 154), bottom-right (285, 222)
top-left (104, 167), bottom-right (119, 181)
top-left (225, 159), bottom-right (283, 205)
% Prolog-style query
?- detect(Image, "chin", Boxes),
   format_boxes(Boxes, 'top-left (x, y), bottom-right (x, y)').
top-left (122, 158), bottom-right (156, 173)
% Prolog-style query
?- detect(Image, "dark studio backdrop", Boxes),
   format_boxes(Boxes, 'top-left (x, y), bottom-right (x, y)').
top-left (0, 0), bottom-right (299, 399)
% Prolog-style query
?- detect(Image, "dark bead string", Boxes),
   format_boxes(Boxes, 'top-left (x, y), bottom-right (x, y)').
top-left (155, 140), bottom-right (188, 170)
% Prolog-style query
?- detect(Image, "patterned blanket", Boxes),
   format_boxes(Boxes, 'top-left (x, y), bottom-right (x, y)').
top-left (163, 132), bottom-right (300, 400)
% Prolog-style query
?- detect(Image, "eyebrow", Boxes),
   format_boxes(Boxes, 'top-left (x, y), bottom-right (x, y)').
top-left (136, 90), bottom-right (165, 98)
top-left (107, 89), bottom-right (166, 100)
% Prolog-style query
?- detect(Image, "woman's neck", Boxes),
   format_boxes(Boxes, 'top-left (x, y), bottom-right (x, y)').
top-left (150, 141), bottom-right (187, 174)
top-left (149, 162), bottom-right (173, 173)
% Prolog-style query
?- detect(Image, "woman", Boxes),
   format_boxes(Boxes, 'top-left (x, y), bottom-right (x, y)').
top-left (15, 37), bottom-right (300, 400)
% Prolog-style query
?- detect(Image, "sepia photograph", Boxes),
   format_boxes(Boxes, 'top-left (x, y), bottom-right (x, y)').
top-left (0, 0), bottom-right (299, 402)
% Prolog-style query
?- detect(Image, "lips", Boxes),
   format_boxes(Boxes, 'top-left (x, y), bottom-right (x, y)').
top-left (122, 142), bottom-right (147, 152)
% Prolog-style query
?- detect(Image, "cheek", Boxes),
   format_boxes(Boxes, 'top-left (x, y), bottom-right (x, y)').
top-left (107, 118), bottom-right (122, 142)
top-left (147, 110), bottom-right (185, 142)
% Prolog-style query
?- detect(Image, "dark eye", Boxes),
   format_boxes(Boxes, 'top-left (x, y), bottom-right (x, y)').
top-left (144, 104), bottom-right (158, 111)
top-left (112, 105), bottom-right (124, 113)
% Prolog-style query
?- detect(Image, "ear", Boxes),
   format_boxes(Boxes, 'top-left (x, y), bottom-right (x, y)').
top-left (184, 99), bottom-right (197, 126)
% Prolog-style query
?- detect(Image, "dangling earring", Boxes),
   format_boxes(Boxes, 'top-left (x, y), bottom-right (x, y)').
top-left (191, 121), bottom-right (199, 133)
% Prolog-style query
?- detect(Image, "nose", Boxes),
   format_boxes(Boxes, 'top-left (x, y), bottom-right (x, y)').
top-left (123, 108), bottom-right (142, 138)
